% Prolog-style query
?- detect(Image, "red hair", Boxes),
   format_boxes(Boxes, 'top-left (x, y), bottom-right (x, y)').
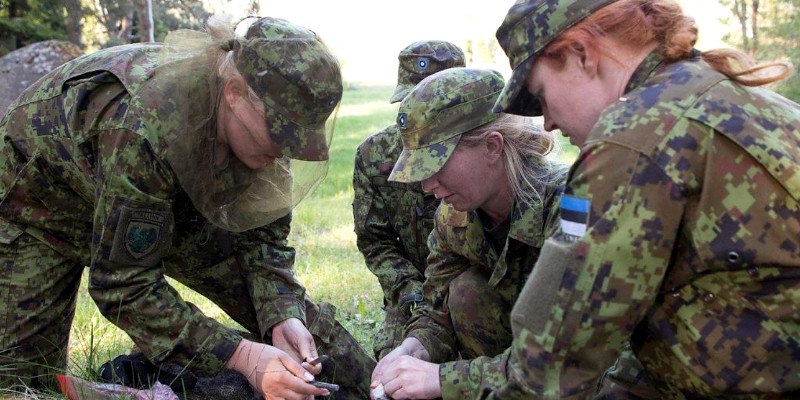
top-left (542, 0), bottom-right (792, 87)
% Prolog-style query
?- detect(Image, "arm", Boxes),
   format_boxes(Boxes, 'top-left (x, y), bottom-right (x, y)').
top-left (404, 204), bottom-right (473, 364)
top-left (352, 144), bottom-right (426, 307)
top-left (88, 130), bottom-right (239, 376)
top-left (233, 214), bottom-right (306, 338)
top-left (491, 141), bottom-right (685, 399)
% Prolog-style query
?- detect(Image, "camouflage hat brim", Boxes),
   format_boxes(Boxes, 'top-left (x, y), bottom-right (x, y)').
top-left (389, 134), bottom-right (461, 183)
top-left (389, 82), bottom-right (415, 104)
top-left (266, 107), bottom-right (330, 161)
top-left (493, 54), bottom-right (542, 116)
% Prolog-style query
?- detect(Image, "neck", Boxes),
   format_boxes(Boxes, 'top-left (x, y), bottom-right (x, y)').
top-left (481, 183), bottom-right (514, 227)
top-left (605, 39), bottom-right (660, 99)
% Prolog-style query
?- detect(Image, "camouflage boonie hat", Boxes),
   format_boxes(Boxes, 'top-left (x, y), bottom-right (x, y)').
top-left (236, 17), bottom-right (343, 161)
top-left (389, 40), bottom-right (466, 103)
top-left (494, 0), bottom-right (620, 115)
top-left (389, 68), bottom-right (505, 183)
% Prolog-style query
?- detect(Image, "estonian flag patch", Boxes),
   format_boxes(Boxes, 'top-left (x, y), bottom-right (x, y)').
top-left (560, 195), bottom-right (589, 238)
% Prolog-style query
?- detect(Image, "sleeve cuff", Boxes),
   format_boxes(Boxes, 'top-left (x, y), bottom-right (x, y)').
top-left (258, 297), bottom-right (306, 339)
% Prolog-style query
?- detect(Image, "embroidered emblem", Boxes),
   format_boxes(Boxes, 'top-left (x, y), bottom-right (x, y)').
top-left (397, 113), bottom-right (408, 129)
top-left (560, 195), bottom-right (589, 240)
top-left (124, 210), bottom-right (166, 260)
top-left (417, 57), bottom-right (429, 70)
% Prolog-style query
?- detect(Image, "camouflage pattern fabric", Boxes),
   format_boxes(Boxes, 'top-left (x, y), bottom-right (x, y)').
top-left (352, 124), bottom-right (439, 359)
top-left (493, 0), bottom-right (621, 115)
top-left (237, 16), bottom-right (342, 161)
top-left (389, 40), bottom-right (466, 103)
top-left (491, 53), bottom-right (800, 399)
top-left (389, 68), bottom-right (506, 183)
top-left (0, 41), bottom-right (372, 396)
top-left (405, 163), bottom-right (565, 400)
top-left (352, 40), bottom-right (464, 360)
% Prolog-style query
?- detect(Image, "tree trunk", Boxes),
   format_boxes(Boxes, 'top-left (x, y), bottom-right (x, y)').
top-left (732, 0), bottom-right (751, 53)
top-left (136, 0), bottom-right (154, 42)
top-left (751, 0), bottom-right (760, 57)
top-left (63, 0), bottom-right (84, 49)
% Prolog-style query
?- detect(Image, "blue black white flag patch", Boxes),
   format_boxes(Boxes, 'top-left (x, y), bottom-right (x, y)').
top-left (560, 195), bottom-right (589, 239)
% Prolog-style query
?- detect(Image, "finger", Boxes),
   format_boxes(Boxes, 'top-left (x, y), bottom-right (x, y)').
top-left (279, 353), bottom-right (316, 382)
top-left (266, 374), bottom-right (329, 400)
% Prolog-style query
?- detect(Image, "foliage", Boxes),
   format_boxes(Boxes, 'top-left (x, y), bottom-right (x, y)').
top-left (719, 0), bottom-right (800, 102)
top-left (0, 0), bottom-right (66, 55)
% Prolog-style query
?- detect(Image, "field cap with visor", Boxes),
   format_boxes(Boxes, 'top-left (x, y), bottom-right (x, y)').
top-left (389, 68), bottom-right (505, 183)
top-left (494, 0), bottom-right (620, 115)
top-left (163, 16), bottom-right (343, 232)
top-left (237, 16), bottom-right (343, 161)
top-left (389, 40), bottom-right (466, 103)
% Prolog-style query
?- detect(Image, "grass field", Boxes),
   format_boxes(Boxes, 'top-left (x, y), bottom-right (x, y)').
top-left (3, 84), bottom-right (578, 398)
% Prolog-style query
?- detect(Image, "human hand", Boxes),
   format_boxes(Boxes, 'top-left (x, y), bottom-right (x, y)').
top-left (375, 355), bottom-right (441, 399)
top-left (226, 339), bottom-right (329, 400)
top-left (371, 337), bottom-right (432, 399)
top-left (271, 318), bottom-right (322, 375)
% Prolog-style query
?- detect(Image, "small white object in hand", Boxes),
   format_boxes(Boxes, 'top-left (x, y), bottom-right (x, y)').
top-left (371, 382), bottom-right (390, 400)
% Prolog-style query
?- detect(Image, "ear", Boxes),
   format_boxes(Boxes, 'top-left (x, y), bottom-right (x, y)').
top-left (569, 39), bottom-right (600, 79)
top-left (484, 131), bottom-right (504, 163)
top-left (222, 75), bottom-right (249, 109)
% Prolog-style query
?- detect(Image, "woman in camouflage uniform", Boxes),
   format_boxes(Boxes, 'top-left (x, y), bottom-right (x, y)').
top-left (370, 67), bottom-right (566, 399)
top-left (0, 14), bottom-right (374, 399)
top-left (490, 0), bottom-right (800, 398)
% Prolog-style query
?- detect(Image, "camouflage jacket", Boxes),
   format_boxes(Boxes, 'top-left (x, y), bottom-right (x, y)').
top-left (352, 124), bottom-right (439, 307)
top-left (493, 54), bottom-right (800, 399)
top-left (404, 160), bottom-right (565, 400)
top-left (0, 44), bottom-right (306, 377)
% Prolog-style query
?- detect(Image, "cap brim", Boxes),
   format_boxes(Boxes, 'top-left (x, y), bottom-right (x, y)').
top-left (388, 134), bottom-right (461, 183)
top-left (493, 55), bottom-right (542, 116)
top-left (390, 82), bottom-right (415, 103)
top-left (267, 110), bottom-right (330, 162)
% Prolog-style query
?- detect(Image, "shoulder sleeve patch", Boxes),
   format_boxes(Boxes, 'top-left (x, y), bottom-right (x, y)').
top-left (560, 195), bottom-right (590, 240)
top-left (110, 205), bottom-right (173, 267)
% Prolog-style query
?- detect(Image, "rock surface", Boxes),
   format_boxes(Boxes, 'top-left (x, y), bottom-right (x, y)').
top-left (0, 40), bottom-right (83, 116)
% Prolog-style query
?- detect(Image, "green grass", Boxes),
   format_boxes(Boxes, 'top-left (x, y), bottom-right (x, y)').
top-left (4, 84), bottom-right (578, 398)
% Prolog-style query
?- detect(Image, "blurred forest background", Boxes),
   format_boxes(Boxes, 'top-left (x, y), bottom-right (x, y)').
top-left (0, 0), bottom-right (798, 101)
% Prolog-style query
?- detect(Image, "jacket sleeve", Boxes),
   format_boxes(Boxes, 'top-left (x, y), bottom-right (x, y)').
top-left (352, 147), bottom-right (425, 306)
top-left (404, 205), bottom-right (470, 363)
top-left (88, 129), bottom-right (239, 377)
top-left (233, 213), bottom-right (306, 338)
top-left (490, 140), bottom-right (685, 399)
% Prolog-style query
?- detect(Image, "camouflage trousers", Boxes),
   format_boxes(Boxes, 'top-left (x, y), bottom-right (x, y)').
top-left (593, 342), bottom-right (661, 400)
top-left (0, 232), bottom-right (375, 399)
top-left (446, 265), bottom-right (513, 359)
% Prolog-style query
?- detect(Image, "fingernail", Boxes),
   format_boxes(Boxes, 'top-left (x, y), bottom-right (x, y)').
top-left (323, 390), bottom-right (330, 396)
top-left (304, 371), bottom-right (314, 381)
top-left (370, 380), bottom-right (379, 389)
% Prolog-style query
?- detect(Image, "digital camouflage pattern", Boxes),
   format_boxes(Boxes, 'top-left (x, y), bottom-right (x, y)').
top-left (353, 124), bottom-right (439, 359)
top-left (390, 40), bottom-right (466, 103)
top-left (0, 40), bottom-right (373, 397)
top-left (389, 68), bottom-right (506, 183)
top-left (491, 53), bottom-right (800, 399)
top-left (237, 16), bottom-right (342, 161)
top-left (353, 40), bottom-right (464, 359)
top-left (493, 0), bottom-right (620, 115)
top-left (406, 164), bottom-right (565, 400)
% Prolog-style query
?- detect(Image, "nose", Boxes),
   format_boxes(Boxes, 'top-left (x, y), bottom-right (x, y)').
top-left (542, 108), bottom-right (558, 132)
top-left (421, 176), bottom-right (439, 194)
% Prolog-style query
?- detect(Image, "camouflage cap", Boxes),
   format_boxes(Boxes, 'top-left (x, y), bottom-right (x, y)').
top-left (494, 0), bottom-right (620, 115)
top-left (389, 40), bottom-right (466, 104)
top-left (389, 68), bottom-right (505, 183)
top-left (235, 17), bottom-right (343, 161)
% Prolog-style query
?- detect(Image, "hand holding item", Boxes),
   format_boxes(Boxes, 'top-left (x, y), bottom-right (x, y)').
top-left (226, 339), bottom-right (328, 400)
top-left (271, 318), bottom-right (322, 375)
